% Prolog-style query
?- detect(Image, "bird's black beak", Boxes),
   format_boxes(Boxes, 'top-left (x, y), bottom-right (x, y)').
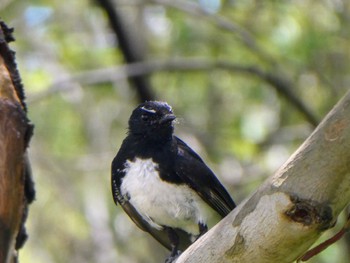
top-left (159, 114), bottom-right (176, 124)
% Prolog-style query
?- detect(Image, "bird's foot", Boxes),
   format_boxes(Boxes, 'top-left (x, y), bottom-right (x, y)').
top-left (194, 222), bottom-right (208, 241)
top-left (165, 250), bottom-right (181, 263)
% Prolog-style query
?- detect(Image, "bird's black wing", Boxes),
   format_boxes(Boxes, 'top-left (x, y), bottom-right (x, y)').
top-left (175, 137), bottom-right (236, 217)
top-left (111, 150), bottom-right (192, 251)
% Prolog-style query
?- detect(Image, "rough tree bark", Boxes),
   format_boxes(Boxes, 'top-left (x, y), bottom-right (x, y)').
top-left (176, 89), bottom-right (350, 263)
top-left (0, 21), bottom-right (35, 263)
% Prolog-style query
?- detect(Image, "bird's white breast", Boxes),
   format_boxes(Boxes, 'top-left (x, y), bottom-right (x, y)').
top-left (120, 158), bottom-right (211, 236)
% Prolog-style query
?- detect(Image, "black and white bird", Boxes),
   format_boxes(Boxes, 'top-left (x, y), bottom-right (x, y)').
top-left (111, 101), bottom-right (236, 262)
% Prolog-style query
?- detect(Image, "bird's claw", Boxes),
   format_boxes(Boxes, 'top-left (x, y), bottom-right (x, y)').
top-left (165, 250), bottom-right (181, 263)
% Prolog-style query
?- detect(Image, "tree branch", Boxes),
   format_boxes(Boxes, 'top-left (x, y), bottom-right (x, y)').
top-left (29, 58), bottom-right (319, 126)
top-left (175, 89), bottom-right (350, 262)
top-left (95, 0), bottom-right (156, 102)
top-left (150, 0), bottom-right (275, 64)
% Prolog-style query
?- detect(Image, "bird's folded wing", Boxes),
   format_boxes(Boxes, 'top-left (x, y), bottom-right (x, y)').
top-left (175, 137), bottom-right (236, 217)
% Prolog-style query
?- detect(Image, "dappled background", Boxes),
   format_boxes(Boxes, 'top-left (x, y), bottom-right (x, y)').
top-left (2, 0), bottom-right (350, 262)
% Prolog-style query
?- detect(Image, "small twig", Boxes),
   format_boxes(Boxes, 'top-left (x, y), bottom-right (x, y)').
top-left (297, 228), bottom-right (346, 262)
top-left (297, 214), bottom-right (350, 262)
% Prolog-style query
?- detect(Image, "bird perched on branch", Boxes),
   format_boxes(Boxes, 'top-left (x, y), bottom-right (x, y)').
top-left (111, 101), bottom-right (236, 262)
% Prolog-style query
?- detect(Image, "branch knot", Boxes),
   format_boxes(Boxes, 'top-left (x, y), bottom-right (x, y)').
top-left (285, 195), bottom-right (334, 231)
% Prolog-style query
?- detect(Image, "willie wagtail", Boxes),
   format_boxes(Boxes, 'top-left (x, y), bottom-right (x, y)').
top-left (111, 101), bottom-right (236, 262)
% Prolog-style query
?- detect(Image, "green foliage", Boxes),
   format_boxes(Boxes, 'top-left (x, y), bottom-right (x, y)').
top-left (2, 0), bottom-right (350, 262)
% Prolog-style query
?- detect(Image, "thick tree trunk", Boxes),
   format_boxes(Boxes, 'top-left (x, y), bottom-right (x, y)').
top-left (0, 21), bottom-right (34, 263)
top-left (0, 101), bottom-right (27, 263)
top-left (176, 89), bottom-right (350, 263)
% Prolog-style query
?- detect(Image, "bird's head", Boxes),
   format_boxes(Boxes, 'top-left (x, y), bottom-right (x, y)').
top-left (128, 101), bottom-right (176, 140)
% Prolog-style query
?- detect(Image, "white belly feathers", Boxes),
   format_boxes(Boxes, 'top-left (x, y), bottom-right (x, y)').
top-left (120, 158), bottom-right (210, 236)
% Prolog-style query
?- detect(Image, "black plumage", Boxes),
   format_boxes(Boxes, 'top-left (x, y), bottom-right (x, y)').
top-left (111, 101), bottom-right (236, 262)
